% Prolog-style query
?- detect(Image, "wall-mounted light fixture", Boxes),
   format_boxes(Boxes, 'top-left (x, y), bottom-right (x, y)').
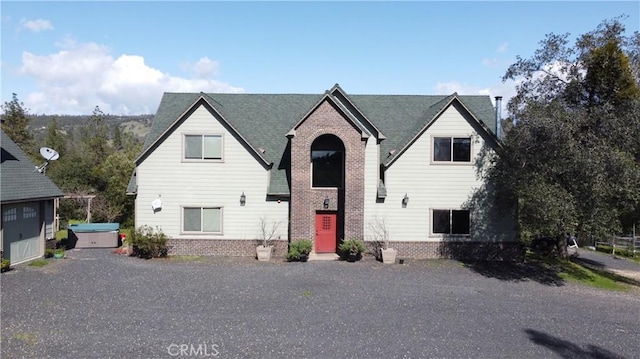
top-left (323, 196), bottom-right (330, 209)
top-left (402, 193), bottom-right (409, 208)
top-left (240, 192), bottom-right (246, 206)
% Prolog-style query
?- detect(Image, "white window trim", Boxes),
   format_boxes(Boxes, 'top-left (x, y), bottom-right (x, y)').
top-left (429, 208), bottom-right (472, 238)
top-left (180, 205), bottom-right (224, 235)
top-left (430, 135), bottom-right (473, 165)
top-left (182, 133), bottom-right (225, 163)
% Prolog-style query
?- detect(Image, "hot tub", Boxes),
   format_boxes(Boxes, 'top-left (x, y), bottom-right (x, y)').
top-left (68, 223), bottom-right (120, 248)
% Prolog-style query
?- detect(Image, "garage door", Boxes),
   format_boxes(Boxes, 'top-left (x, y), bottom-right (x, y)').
top-left (3, 203), bottom-right (41, 264)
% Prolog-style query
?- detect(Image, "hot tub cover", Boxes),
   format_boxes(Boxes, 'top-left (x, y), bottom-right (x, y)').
top-left (68, 223), bottom-right (120, 232)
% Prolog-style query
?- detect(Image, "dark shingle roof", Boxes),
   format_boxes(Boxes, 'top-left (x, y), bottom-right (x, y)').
top-left (1, 130), bottom-right (63, 203)
top-left (133, 88), bottom-right (497, 196)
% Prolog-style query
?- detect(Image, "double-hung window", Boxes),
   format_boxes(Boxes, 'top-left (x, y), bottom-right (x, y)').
top-left (183, 207), bottom-right (222, 233)
top-left (432, 209), bottom-right (470, 235)
top-left (184, 134), bottom-right (222, 161)
top-left (433, 137), bottom-right (471, 163)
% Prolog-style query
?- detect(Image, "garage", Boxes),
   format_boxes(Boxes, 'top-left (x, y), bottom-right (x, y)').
top-left (2, 202), bottom-right (42, 265)
top-left (1, 130), bottom-right (63, 267)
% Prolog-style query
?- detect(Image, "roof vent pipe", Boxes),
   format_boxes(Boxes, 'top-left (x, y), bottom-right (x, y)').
top-left (494, 96), bottom-right (503, 140)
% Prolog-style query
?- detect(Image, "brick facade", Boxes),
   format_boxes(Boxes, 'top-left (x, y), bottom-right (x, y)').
top-left (168, 239), bottom-right (289, 257)
top-left (290, 99), bottom-right (366, 248)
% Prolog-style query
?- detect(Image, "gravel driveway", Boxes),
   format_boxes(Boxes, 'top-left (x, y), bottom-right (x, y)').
top-left (1, 249), bottom-right (639, 359)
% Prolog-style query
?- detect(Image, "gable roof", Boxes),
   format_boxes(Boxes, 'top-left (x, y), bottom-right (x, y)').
top-left (132, 86), bottom-right (498, 196)
top-left (1, 130), bottom-right (63, 203)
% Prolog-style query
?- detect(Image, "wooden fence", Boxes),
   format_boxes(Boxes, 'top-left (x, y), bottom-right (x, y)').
top-left (595, 236), bottom-right (639, 257)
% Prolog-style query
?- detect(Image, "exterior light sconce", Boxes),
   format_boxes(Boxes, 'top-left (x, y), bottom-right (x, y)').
top-left (402, 193), bottom-right (409, 208)
top-left (240, 192), bottom-right (246, 206)
top-left (323, 196), bottom-right (330, 209)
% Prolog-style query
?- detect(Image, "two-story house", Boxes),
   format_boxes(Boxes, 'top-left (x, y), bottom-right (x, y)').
top-left (127, 84), bottom-right (517, 260)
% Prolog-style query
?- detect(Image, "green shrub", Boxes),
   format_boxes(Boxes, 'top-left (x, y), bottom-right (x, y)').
top-left (129, 225), bottom-right (168, 259)
top-left (339, 239), bottom-right (366, 256)
top-left (44, 249), bottom-right (55, 258)
top-left (1, 259), bottom-right (10, 272)
top-left (286, 239), bottom-right (312, 261)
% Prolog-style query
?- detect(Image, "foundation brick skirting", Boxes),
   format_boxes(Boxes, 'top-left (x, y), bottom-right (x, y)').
top-left (365, 241), bottom-right (524, 261)
top-left (168, 238), bottom-right (522, 261)
top-left (168, 239), bottom-right (289, 257)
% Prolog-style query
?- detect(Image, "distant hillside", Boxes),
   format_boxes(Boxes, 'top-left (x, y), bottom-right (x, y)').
top-left (28, 114), bottom-right (153, 141)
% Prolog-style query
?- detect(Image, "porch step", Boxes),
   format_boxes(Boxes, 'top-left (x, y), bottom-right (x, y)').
top-left (308, 252), bottom-right (340, 261)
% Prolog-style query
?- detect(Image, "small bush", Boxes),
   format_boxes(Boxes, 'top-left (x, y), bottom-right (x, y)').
top-left (44, 249), bottom-right (55, 258)
top-left (339, 239), bottom-right (366, 256)
top-left (1, 259), bottom-right (10, 272)
top-left (129, 225), bottom-right (168, 259)
top-left (287, 239), bottom-right (312, 261)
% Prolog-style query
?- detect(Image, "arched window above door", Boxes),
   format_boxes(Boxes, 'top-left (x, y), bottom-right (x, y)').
top-left (311, 134), bottom-right (344, 188)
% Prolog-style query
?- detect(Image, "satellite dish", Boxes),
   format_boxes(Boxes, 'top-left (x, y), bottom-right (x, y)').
top-left (40, 147), bottom-right (60, 161)
top-left (151, 198), bottom-right (162, 212)
top-left (35, 147), bottom-right (60, 174)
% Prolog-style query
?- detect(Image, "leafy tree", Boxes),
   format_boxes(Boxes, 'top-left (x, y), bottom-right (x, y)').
top-left (43, 118), bottom-right (67, 157)
top-left (93, 151), bottom-right (137, 225)
top-left (491, 17), bottom-right (640, 254)
top-left (1, 93), bottom-right (35, 158)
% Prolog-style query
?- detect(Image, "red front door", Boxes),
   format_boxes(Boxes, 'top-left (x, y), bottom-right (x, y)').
top-left (315, 213), bottom-right (337, 253)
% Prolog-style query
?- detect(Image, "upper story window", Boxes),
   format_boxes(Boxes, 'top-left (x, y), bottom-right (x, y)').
top-left (433, 137), bottom-right (471, 163)
top-left (184, 134), bottom-right (222, 161)
top-left (311, 134), bottom-right (344, 188)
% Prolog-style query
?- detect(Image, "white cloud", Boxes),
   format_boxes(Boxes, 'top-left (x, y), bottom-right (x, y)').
top-left (482, 58), bottom-right (498, 67)
top-left (18, 40), bottom-right (243, 115)
top-left (182, 57), bottom-right (220, 79)
top-left (20, 18), bottom-right (54, 32)
top-left (497, 42), bottom-right (508, 53)
top-left (434, 79), bottom-right (518, 115)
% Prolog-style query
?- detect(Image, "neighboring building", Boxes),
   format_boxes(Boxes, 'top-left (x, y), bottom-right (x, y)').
top-left (1, 130), bottom-right (63, 265)
top-left (128, 84), bottom-right (517, 260)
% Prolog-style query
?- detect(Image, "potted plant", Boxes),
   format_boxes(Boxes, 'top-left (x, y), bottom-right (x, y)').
top-left (1, 259), bottom-right (10, 272)
top-left (44, 248), bottom-right (55, 258)
top-left (286, 239), bottom-right (312, 262)
top-left (53, 247), bottom-right (65, 259)
top-left (370, 217), bottom-right (396, 264)
top-left (256, 218), bottom-right (281, 261)
top-left (339, 239), bottom-right (366, 262)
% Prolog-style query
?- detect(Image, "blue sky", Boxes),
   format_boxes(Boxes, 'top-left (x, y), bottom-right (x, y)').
top-left (1, 1), bottom-right (639, 115)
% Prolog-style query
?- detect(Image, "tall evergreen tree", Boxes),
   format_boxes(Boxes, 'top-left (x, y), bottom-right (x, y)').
top-left (1, 93), bottom-right (35, 158)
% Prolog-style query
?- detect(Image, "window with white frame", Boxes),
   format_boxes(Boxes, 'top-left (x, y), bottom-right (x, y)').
top-left (184, 134), bottom-right (222, 160)
top-left (432, 209), bottom-right (470, 235)
top-left (433, 137), bottom-right (471, 162)
top-left (183, 207), bottom-right (222, 233)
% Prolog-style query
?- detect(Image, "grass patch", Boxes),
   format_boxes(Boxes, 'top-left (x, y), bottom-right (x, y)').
top-left (27, 259), bottom-right (49, 267)
top-left (55, 229), bottom-right (66, 241)
top-left (525, 252), bottom-right (631, 291)
top-left (12, 332), bottom-right (38, 346)
top-left (558, 260), bottom-right (628, 291)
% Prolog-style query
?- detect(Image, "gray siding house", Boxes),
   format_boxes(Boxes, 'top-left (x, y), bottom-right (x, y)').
top-left (1, 130), bottom-right (63, 265)
top-left (128, 84), bottom-right (518, 260)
